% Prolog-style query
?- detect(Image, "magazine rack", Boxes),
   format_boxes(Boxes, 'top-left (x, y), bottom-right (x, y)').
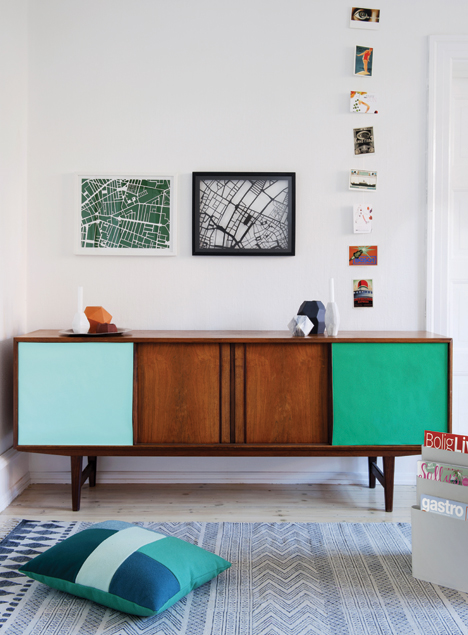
top-left (412, 446), bottom-right (468, 592)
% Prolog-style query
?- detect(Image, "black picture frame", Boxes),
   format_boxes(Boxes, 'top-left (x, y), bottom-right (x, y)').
top-left (192, 172), bottom-right (296, 256)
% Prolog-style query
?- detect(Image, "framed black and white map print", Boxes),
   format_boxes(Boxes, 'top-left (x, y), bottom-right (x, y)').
top-left (192, 172), bottom-right (295, 256)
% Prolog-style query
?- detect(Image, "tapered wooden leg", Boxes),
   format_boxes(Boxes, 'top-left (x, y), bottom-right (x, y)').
top-left (368, 456), bottom-right (377, 488)
top-left (88, 456), bottom-right (97, 487)
top-left (71, 456), bottom-right (83, 512)
top-left (383, 456), bottom-right (395, 513)
top-left (70, 456), bottom-right (98, 511)
top-left (367, 455), bottom-right (395, 512)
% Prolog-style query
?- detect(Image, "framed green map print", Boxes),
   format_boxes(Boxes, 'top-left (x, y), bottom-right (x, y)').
top-left (75, 175), bottom-right (176, 255)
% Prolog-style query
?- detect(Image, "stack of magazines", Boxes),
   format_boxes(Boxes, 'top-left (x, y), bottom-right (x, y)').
top-left (412, 430), bottom-right (468, 592)
top-left (418, 431), bottom-right (468, 521)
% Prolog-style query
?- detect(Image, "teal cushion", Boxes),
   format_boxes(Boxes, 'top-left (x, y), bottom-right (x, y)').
top-left (19, 521), bottom-right (231, 616)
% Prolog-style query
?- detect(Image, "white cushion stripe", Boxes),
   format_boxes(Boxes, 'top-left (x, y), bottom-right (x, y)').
top-left (75, 527), bottom-right (166, 592)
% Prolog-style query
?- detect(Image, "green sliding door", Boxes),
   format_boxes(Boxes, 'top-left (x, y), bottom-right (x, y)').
top-left (332, 343), bottom-right (449, 445)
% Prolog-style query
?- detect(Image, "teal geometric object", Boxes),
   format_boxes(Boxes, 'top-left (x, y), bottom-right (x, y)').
top-left (332, 343), bottom-right (449, 446)
top-left (18, 343), bottom-right (134, 445)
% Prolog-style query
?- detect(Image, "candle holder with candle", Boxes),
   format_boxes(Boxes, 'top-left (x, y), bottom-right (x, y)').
top-left (325, 278), bottom-right (340, 337)
top-left (72, 286), bottom-right (90, 334)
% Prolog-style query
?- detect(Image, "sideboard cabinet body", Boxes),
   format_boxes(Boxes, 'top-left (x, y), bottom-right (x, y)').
top-left (13, 331), bottom-right (452, 511)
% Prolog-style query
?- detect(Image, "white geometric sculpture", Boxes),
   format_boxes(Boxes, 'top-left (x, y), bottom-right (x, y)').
top-left (288, 315), bottom-right (313, 337)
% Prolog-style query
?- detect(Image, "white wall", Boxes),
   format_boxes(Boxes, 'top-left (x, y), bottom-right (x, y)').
top-left (0, 0), bottom-right (29, 499)
top-left (25, 0), bottom-right (468, 484)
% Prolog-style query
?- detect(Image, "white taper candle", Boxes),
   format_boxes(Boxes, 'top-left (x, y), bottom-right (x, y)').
top-left (77, 286), bottom-right (83, 313)
top-left (330, 278), bottom-right (335, 303)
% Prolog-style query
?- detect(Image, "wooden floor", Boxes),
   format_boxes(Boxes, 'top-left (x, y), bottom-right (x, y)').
top-left (0, 482), bottom-right (416, 523)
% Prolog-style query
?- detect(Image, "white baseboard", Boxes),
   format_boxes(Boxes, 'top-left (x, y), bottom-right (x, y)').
top-left (29, 469), bottom-right (418, 486)
top-left (0, 448), bottom-right (30, 512)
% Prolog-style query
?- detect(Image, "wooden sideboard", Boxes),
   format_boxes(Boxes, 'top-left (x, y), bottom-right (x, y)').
top-left (13, 330), bottom-right (452, 512)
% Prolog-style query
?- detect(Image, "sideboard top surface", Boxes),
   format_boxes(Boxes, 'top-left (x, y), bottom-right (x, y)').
top-left (15, 330), bottom-right (452, 343)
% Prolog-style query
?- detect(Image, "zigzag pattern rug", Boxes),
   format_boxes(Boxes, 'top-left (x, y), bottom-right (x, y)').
top-left (0, 520), bottom-right (467, 635)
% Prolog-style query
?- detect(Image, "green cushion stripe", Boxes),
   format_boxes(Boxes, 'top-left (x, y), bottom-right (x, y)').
top-left (19, 528), bottom-right (116, 583)
top-left (332, 343), bottom-right (449, 445)
top-left (22, 571), bottom-right (155, 617)
top-left (138, 536), bottom-right (231, 602)
top-left (75, 526), bottom-right (166, 592)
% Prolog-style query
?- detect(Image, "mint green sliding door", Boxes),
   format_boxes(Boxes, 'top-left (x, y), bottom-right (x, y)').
top-left (332, 343), bottom-right (449, 445)
top-left (18, 343), bottom-right (134, 445)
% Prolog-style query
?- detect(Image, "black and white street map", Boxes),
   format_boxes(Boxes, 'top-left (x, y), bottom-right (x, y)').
top-left (197, 178), bottom-right (291, 252)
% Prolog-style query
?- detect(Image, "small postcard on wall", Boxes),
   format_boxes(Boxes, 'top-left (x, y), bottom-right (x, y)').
top-left (350, 91), bottom-right (378, 114)
top-left (353, 127), bottom-right (375, 155)
top-left (354, 279), bottom-right (373, 307)
top-left (349, 246), bottom-right (378, 265)
top-left (349, 169), bottom-right (377, 191)
top-left (350, 8), bottom-right (380, 29)
top-left (353, 204), bottom-right (373, 233)
top-left (354, 46), bottom-right (373, 76)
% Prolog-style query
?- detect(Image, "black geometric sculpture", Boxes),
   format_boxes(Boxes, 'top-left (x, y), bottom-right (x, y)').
top-left (297, 300), bottom-right (326, 335)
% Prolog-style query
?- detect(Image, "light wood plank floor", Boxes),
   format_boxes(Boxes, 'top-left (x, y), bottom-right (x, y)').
top-left (0, 483), bottom-right (416, 523)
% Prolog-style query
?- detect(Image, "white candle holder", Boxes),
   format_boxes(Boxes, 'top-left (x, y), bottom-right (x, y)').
top-left (326, 278), bottom-right (340, 336)
top-left (72, 286), bottom-right (90, 334)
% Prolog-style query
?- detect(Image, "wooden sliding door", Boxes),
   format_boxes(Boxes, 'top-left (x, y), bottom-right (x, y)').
top-left (237, 343), bottom-right (330, 444)
top-left (137, 343), bottom-right (230, 444)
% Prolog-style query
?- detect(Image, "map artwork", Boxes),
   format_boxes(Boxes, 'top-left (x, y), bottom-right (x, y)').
top-left (195, 176), bottom-right (294, 255)
top-left (79, 177), bottom-right (173, 253)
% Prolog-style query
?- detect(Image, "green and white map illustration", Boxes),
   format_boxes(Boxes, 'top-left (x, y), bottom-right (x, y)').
top-left (80, 178), bottom-right (172, 250)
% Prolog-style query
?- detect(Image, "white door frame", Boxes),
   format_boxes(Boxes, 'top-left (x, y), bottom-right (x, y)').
top-left (427, 35), bottom-right (468, 335)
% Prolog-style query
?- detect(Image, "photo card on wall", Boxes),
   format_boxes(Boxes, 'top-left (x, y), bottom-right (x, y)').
top-left (349, 169), bottom-right (377, 191)
top-left (353, 126), bottom-right (375, 155)
top-left (353, 204), bottom-right (373, 233)
top-left (192, 172), bottom-right (295, 255)
top-left (350, 8), bottom-right (380, 29)
top-left (349, 245), bottom-right (378, 266)
top-left (354, 46), bottom-right (374, 76)
top-left (350, 91), bottom-right (378, 114)
top-left (354, 279), bottom-right (374, 307)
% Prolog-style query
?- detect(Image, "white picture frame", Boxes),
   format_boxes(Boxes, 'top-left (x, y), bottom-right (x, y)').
top-left (75, 174), bottom-right (177, 256)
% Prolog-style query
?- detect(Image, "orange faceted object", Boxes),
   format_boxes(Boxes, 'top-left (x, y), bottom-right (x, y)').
top-left (84, 306), bottom-right (112, 333)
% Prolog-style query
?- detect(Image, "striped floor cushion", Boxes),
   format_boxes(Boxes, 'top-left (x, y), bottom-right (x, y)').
top-left (19, 520), bottom-right (231, 616)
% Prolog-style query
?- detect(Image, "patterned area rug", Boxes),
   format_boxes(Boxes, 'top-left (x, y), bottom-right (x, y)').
top-left (0, 520), bottom-right (466, 635)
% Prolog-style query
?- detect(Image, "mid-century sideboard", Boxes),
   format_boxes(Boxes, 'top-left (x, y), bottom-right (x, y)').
top-left (13, 330), bottom-right (452, 511)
